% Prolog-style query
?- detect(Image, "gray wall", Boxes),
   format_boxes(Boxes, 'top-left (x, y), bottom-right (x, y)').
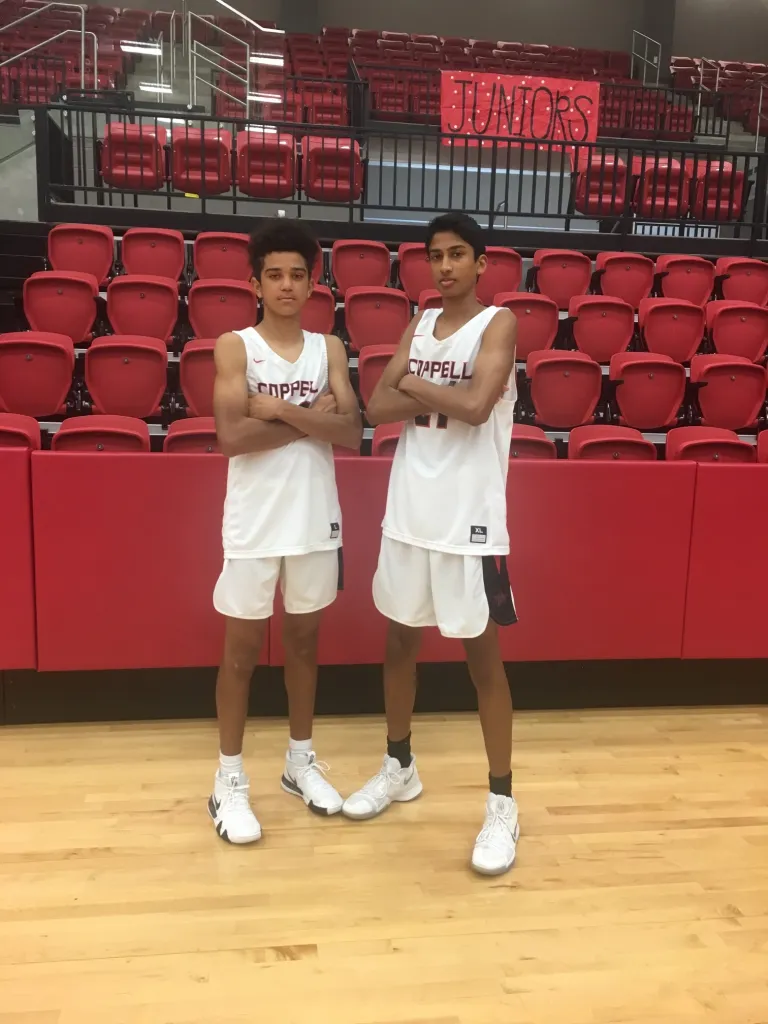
top-left (673, 0), bottom-right (768, 62)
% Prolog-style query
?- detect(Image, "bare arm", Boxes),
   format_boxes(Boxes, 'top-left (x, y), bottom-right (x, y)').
top-left (213, 332), bottom-right (304, 458)
top-left (398, 309), bottom-right (517, 427)
top-left (277, 336), bottom-right (363, 449)
top-left (366, 313), bottom-right (431, 426)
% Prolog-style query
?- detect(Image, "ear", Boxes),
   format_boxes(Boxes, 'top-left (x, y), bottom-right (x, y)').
top-left (476, 253), bottom-right (488, 277)
top-left (251, 274), bottom-right (263, 301)
top-left (307, 276), bottom-right (315, 297)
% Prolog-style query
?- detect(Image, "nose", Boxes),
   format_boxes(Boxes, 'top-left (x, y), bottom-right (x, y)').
top-left (440, 258), bottom-right (452, 275)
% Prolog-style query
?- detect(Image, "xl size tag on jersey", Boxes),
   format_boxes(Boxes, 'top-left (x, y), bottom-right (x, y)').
top-left (470, 525), bottom-right (487, 544)
top-left (330, 522), bottom-right (340, 539)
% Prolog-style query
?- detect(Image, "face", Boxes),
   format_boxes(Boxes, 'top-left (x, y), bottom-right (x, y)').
top-left (427, 230), bottom-right (486, 298)
top-left (253, 251), bottom-right (313, 315)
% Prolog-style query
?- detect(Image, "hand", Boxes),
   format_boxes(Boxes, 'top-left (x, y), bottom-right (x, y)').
top-left (313, 392), bottom-right (337, 414)
top-left (248, 393), bottom-right (285, 420)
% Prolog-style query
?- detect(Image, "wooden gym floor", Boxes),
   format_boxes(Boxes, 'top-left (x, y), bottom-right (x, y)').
top-left (0, 706), bottom-right (767, 1024)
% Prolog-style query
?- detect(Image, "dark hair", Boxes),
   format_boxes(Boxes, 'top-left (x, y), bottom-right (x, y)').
top-left (248, 219), bottom-right (319, 279)
top-left (425, 213), bottom-right (486, 260)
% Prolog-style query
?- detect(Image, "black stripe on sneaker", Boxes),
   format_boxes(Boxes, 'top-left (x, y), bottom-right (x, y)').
top-left (281, 773), bottom-right (302, 796)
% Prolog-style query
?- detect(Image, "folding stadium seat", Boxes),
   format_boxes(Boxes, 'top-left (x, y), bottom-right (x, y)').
top-left (529, 250), bottom-right (592, 309)
top-left (0, 331), bottom-right (74, 416)
top-left (666, 426), bottom-right (756, 463)
top-left (179, 338), bottom-right (215, 417)
top-left (0, 413), bottom-right (41, 449)
top-left (302, 137), bottom-right (362, 202)
top-left (690, 354), bottom-right (766, 430)
top-left (107, 276), bottom-right (178, 345)
top-left (592, 252), bottom-right (654, 308)
top-left (705, 300), bottom-right (768, 362)
top-left (331, 240), bottom-right (391, 296)
top-left (494, 293), bottom-right (558, 361)
top-left (568, 424), bottom-right (656, 461)
top-left (476, 248), bottom-right (522, 306)
top-left (171, 127), bottom-right (233, 196)
top-left (638, 298), bottom-right (705, 363)
top-left (569, 296), bottom-right (634, 363)
top-left (85, 336), bottom-right (167, 418)
top-left (101, 123), bottom-right (167, 191)
top-left (397, 242), bottom-right (433, 304)
top-left (236, 130), bottom-right (296, 200)
top-left (715, 257), bottom-right (768, 306)
top-left (510, 424), bottom-right (556, 460)
top-left (300, 285), bottom-right (335, 335)
top-left (372, 422), bottom-right (402, 456)
top-left (758, 431), bottom-right (768, 463)
top-left (193, 232), bottom-right (251, 281)
top-left (633, 158), bottom-right (690, 219)
top-left (418, 290), bottom-right (442, 310)
top-left (188, 279), bottom-right (257, 339)
top-left (163, 417), bottom-right (219, 453)
top-left (52, 415), bottom-right (151, 452)
top-left (654, 254), bottom-right (715, 306)
top-left (689, 160), bottom-right (745, 222)
top-left (573, 155), bottom-right (628, 217)
top-left (526, 351), bottom-right (602, 428)
top-left (23, 271), bottom-right (98, 344)
top-left (47, 224), bottom-right (114, 285)
top-left (121, 228), bottom-right (186, 281)
top-left (358, 344), bottom-right (396, 407)
top-left (610, 353), bottom-right (686, 429)
top-left (345, 286), bottom-right (411, 352)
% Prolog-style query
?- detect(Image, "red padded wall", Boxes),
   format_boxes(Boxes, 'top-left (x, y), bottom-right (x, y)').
top-left (683, 465), bottom-right (768, 659)
top-left (0, 449), bottom-right (36, 669)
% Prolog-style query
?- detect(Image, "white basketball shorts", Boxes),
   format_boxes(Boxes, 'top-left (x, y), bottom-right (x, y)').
top-left (213, 550), bottom-right (341, 620)
top-left (372, 536), bottom-right (517, 639)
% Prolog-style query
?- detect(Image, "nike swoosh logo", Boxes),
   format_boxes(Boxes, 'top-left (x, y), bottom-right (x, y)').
top-left (253, 359), bottom-right (264, 364)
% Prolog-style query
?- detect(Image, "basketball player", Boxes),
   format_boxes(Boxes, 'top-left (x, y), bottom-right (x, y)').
top-left (209, 220), bottom-right (362, 844)
top-left (342, 213), bottom-right (519, 875)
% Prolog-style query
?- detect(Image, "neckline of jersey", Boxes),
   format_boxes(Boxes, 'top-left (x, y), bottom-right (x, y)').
top-left (429, 305), bottom-right (492, 344)
top-left (252, 325), bottom-right (306, 366)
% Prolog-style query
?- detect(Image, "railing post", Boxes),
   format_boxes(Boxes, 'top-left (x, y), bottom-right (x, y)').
top-left (750, 147), bottom-right (768, 251)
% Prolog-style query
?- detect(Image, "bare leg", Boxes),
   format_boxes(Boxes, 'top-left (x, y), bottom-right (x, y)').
top-left (383, 621), bottom-right (422, 741)
top-left (282, 610), bottom-right (323, 741)
top-left (216, 617), bottom-right (268, 756)
top-left (463, 620), bottom-right (513, 778)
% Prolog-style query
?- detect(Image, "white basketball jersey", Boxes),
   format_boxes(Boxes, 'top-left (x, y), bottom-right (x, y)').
top-left (221, 326), bottom-right (341, 558)
top-left (382, 306), bottom-right (516, 556)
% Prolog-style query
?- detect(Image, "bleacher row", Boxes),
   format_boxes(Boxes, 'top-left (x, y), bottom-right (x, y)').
top-left (671, 55), bottom-right (768, 135)
top-left (2, 224), bottom-right (768, 462)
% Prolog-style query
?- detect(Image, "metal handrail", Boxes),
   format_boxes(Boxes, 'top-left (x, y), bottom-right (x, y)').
top-left (187, 12), bottom-right (250, 110)
top-left (0, 26), bottom-right (97, 90)
top-left (210, 0), bottom-right (284, 36)
top-left (191, 39), bottom-right (248, 111)
top-left (0, 3), bottom-right (86, 89)
top-left (631, 29), bottom-right (661, 86)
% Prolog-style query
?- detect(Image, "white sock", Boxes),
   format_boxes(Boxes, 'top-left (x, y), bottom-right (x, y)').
top-left (288, 737), bottom-right (313, 763)
top-left (219, 751), bottom-right (244, 778)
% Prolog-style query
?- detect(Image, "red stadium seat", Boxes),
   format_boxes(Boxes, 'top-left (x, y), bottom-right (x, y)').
top-left (300, 284), bottom-right (335, 334)
top-left (180, 338), bottom-right (216, 416)
top-left (372, 422), bottom-right (402, 456)
top-left (477, 247), bottom-right (522, 306)
top-left (510, 424), bottom-right (556, 460)
top-left (171, 127), bottom-right (232, 195)
top-left (85, 335), bottom-right (168, 417)
top-left (757, 431), bottom-right (768, 463)
top-left (188, 279), bottom-right (257, 338)
top-left (0, 331), bottom-right (74, 416)
top-left (121, 228), bottom-right (186, 280)
top-left (101, 124), bottom-right (167, 191)
top-left (331, 240), bottom-right (391, 296)
top-left (633, 158), bottom-right (690, 219)
top-left (689, 160), bottom-right (745, 221)
top-left (666, 426), bottom-right (756, 463)
top-left (398, 243), bottom-right (433, 303)
top-left (47, 224), bottom-right (114, 284)
top-left (358, 344), bottom-right (396, 407)
top-left (610, 352), bottom-right (686, 429)
top-left (715, 257), bottom-right (768, 306)
top-left (193, 232), bottom-right (251, 281)
top-left (569, 295), bottom-right (635, 363)
top-left (638, 298), bottom-right (705, 363)
top-left (654, 254), bottom-right (715, 306)
top-left (23, 271), bottom-right (98, 344)
top-left (706, 300), bottom-right (768, 362)
top-left (593, 252), bottom-right (654, 308)
top-left (527, 350), bottom-right (602, 428)
top-left (345, 286), bottom-right (411, 351)
top-left (568, 424), bottom-right (656, 461)
top-left (573, 155), bottom-right (628, 216)
top-left (0, 413), bottom-right (41, 449)
top-left (107, 276), bottom-right (178, 344)
top-left (236, 129), bottom-right (296, 199)
top-left (494, 293), bottom-right (558, 360)
top-left (52, 415), bottom-right (151, 451)
top-left (690, 354), bottom-right (766, 430)
top-left (418, 289), bottom-right (442, 310)
top-left (302, 136), bottom-right (362, 202)
top-left (163, 417), bottom-right (219, 453)
top-left (531, 249), bottom-right (592, 309)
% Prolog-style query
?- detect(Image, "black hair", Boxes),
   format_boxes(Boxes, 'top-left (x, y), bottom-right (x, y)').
top-left (248, 219), bottom-right (319, 279)
top-left (425, 213), bottom-right (486, 260)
